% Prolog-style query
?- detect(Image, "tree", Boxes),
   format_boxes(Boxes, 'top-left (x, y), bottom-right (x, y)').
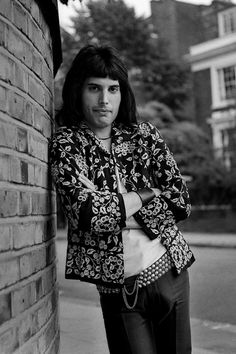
top-left (138, 101), bottom-right (235, 205)
top-left (69, 0), bottom-right (153, 69)
top-left (59, 0), bottom-right (191, 111)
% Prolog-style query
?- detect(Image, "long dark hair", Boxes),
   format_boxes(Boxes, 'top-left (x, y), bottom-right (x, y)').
top-left (56, 45), bottom-right (138, 127)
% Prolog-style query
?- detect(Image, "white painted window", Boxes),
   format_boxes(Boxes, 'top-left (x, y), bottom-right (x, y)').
top-left (219, 8), bottom-right (236, 36)
top-left (218, 65), bottom-right (236, 101)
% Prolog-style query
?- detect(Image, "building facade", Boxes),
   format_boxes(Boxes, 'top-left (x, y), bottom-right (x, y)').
top-left (151, 0), bottom-right (235, 60)
top-left (151, 0), bottom-right (236, 169)
top-left (187, 5), bottom-right (236, 170)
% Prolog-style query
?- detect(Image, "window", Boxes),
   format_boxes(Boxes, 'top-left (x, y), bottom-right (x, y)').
top-left (218, 65), bottom-right (236, 101)
top-left (219, 8), bottom-right (236, 36)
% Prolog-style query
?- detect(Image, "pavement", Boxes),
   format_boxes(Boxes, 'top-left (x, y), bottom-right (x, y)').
top-left (57, 231), bottom-right (236, 354)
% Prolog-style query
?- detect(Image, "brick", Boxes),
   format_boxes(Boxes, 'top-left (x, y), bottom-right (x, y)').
top-left (12, 222), bottom-right (35, 249)
top-left (33, 107), bottom-right (43, 132)
top-left (28, 162), bottom-right (35, 185)
top-left (8, 91), bottom-right (25, 121)
top-left (30, 280), bottom-right (37, 304)
top-left (32, 192), bottom-right (50, 215)
top-left (0, 52), bottom-right (15, 85)
top-left (0, 224), bottom-right (12, 251)
top-left (30, 21), bottom-right (43, 54)
top-left (52, 264), bottom-right (57, 287)
top-left (28, 75), bottom-right (44, 106)
top-left (44, 218), bottom-right (56, 242)
top-left (31, 247), bottom-right (46, 273)
top-left (10, 157), bottom-right (21, 183)
top-left (51, 288), bottom-right (58, 312)
top-left (47, 330), bottom-right (60, 354)
top-left (35, 276), bottom-right (43, 300)
top-left (18, 313), bottom-right (32, 345)
top-left (19, 253), bottom-right (32, 279)
top-left (18, 0), bottom-right (32, 11)
top-left (33, 110), bottom-right (52, 140)
top-left (25, 100), bottom-right (33, 125)
top-left (0, 85), bottom-right (7, 112)
top-left (0, 21), bottom-right (5, 47)
top-left (42, 115), bottom-right (53, 139)
top-left (0, 120), bottom-right (17, 148)
top-left (42, 267), bottom-right (53, 295)
top-left (20, 160), bottom-right (28, 183)
top-left (0, 0), bottom-right (12, 20)
top-left (28, 134), bottom-right (38, 159)
top-left (50, 193), bottom-right (57, 214)
top-left (12, 283), bottom-right (33, 316)
top-left (7, 26), bottom-right (33, 68)
top-left (20, 340), bottom-right (39, 354)
top-left (0, 154), bottom-right (9, 181)
top-left (38, 333), bottom-right (47, 354)
top-left (42, 166), bottom-right (50, 188)
top-left (31, 311), bottom-right (39, 336)
top-left (0, 258), bottom-right (19, 288)
top-left (0, 327), bottom-right (19, 353)
top-left (44, 91), bottom-right (53, 116)
top-left (0, 293), bottom-right (11, 325)
top-left (13, 1), bottom-right (27, 34)
top-left (42, 63), bottom-right (53, 92)
top-left (44, 313), bottom-right (56, 350)
top-left (34, 221), bottom-right (44, 244)
top-left (34, 164), bottom-right (42, 186)
top-left (43, 42), bottom-right (53, 73)
top-left (32, 50), bottom-right (42, 77)
top-left (40, 13), bottom-right (50, 41)
top-left (19, 191), bottom-right (31, 216)
top-left (14, 62), bottom-right (28, 92)
top-left (37, 298), bottom-right (52, 329)
top-left (31, 1), bottom-right (40, 25)
top-left (17, 127), bottom-right (28, 152)
top-left (34, 164), bottom-right (49, 188)
top-left (0, 190), bottom-right (18, 217)
top-left (46, 242), bottom-right (56, 266)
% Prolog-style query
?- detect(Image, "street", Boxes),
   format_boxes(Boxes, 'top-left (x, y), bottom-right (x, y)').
top-left (189, 246), bottom-right (236, 325)
top-left (56, 237), bottom-right (236, 353)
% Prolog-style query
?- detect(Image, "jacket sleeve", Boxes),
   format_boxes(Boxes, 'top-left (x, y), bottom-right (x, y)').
top-left (134, 122), bottom-right (191, 239)
top-left (49, 128), bottom-right (126, 233)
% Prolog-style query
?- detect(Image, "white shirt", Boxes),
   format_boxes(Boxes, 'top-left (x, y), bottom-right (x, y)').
top-left (115, 167), bottom-right (167, 278)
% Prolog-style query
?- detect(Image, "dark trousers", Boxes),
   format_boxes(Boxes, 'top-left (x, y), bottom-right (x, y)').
top-left (100, 269), bottom-right (191, 354)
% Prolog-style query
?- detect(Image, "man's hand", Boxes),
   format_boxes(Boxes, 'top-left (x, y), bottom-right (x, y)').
top-left (78, 174), bottom-right (97, 191)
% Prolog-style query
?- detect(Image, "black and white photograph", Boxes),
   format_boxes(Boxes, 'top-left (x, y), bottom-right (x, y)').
top-left (0, 0), bottom-right (235, 353)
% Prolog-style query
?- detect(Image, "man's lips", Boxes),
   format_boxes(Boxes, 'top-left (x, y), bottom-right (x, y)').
top-left (93, 108), bottom-right (111, 113)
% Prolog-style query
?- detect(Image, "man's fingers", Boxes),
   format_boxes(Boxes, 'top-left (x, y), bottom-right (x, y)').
top-left (78, 174), bottom-right (96, 190)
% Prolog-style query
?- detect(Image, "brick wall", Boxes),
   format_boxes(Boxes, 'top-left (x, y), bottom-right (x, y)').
top-left (0, 0), bottom-right (59, 353)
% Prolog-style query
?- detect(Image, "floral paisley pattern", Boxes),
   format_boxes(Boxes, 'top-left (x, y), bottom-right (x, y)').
top-left (49, 121), bottom-right (194, 287)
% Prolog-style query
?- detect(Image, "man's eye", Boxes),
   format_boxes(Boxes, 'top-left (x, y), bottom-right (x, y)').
top-left (109, 86), bottom-right (120, 93)
top-left (88, 85), bottom-right (99, 91)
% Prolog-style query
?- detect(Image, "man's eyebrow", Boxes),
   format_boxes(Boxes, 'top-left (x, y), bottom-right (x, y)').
top-left (87, 82), bottom-right (120, 87)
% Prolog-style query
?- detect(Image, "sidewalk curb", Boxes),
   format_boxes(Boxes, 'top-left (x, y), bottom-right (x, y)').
top-left (187, 242), bottom-right (236, 249)
top-left (59, 298), bottom-right (236, 354)
top-left (56, 230), bottom-right (236, 249)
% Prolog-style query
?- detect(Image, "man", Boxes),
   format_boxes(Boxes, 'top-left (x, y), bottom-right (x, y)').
top-left (50, 45), bottom-right (194, 353)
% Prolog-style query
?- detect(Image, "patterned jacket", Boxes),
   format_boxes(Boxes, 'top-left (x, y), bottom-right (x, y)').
top-left (50, 121), bottom-right (195, 287)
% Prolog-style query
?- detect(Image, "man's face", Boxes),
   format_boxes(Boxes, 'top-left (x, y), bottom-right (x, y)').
top-left (81, 77), bottom-right (121, 135)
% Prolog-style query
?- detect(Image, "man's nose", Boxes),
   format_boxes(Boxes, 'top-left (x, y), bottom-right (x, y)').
top-left (99, 90), bottom-right (109, 105)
